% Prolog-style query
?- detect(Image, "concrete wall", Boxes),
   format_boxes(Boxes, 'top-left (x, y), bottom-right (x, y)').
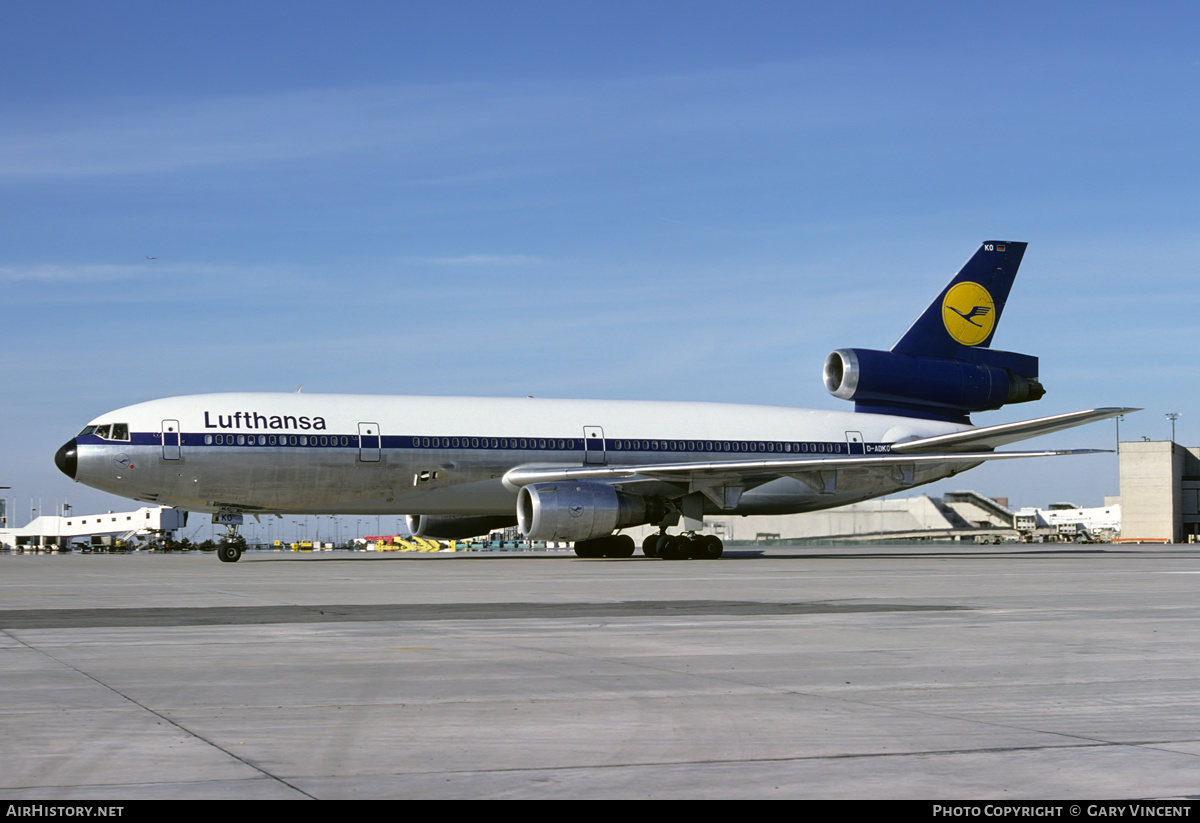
top-left (1118, 440), bottom-right (1200, 542)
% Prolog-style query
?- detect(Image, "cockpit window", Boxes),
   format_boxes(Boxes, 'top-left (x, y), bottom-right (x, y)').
top-left (80, 424), bottom-right (130, 441)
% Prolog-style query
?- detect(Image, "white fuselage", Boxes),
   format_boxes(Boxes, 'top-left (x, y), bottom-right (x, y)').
top-left (66, 392), bottom-right (972, 517)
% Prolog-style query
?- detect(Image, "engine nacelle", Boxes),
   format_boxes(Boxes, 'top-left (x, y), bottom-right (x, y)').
top-left (823, 347), bottom-right (1044, 417)
top-left (406, 514), bottom-right (517, 540)
top-left (517, 482), bottom-right (661, 542)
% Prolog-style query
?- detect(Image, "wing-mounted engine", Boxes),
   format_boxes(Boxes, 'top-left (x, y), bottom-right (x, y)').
top-left (824, 347), bottom-right (1044, 421)
top-left (517, 481), bottom-right (664, 542)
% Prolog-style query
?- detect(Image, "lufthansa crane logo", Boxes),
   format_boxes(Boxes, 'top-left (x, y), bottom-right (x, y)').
top-left (942, 281), bottom-right (995, 346)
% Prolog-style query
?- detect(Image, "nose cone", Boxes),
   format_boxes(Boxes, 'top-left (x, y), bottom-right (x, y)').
top-left (55, 440), bottom-right (78, 479)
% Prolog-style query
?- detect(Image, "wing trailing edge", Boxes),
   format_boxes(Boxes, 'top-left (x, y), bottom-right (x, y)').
top-left (889, 407), bottom-right (1137, 454)
top-left (503, 447), bottom-right (1109, 490)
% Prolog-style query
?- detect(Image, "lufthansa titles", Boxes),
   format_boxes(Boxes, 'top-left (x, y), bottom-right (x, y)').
top-left (203, 411), bottom-right (327, 431)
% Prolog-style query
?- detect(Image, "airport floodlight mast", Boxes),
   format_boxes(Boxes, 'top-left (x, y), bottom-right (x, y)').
top-left (1166, 412), bottom-right (1181, 443)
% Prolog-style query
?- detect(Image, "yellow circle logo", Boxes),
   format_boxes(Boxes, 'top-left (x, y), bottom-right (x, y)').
top-left (942, 282), bottom-right (995, 346)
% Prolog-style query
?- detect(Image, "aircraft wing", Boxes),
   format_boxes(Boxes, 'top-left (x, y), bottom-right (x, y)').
top-left (888, 407), bottom-right (1136, 453)
top-left (504, 447), bottom-right (1106, 508)
top-left (504, 448), bottom-right (1104, 487)
top-left (503, 407), bottom-right (1128, 509)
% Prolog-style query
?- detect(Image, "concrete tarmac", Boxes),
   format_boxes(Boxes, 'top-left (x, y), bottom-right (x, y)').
top-left (1, 545), bottom-right (1198, 799)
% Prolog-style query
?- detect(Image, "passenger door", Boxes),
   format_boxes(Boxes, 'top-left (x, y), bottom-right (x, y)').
top-left (358, 422), bottom-right (381, 463)
top-left (162, 420), bottom-right (181, 460)
top-left (583, 426), bottom-right (605, 464)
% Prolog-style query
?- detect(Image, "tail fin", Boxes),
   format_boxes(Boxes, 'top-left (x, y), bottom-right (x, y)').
top-left (891, 241), bottom-right (1027, 358)
top-left (823, 241), bottom-right (1042, 423)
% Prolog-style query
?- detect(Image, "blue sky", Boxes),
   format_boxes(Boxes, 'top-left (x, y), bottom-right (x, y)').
top-left (3, 2), bottom-right (1197, 530)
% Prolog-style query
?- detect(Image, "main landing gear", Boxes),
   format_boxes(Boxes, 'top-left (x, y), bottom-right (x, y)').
top-left (574, 533), bottom-right (722, 559)
top-left (573, 534), bottom-right (636, 558)
top-left (643, 532), bottom-right (723, 560)
top-left (572, 533), bottom-right (723, 559)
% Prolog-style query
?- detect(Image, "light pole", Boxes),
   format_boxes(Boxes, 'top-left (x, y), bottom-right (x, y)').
top-left (1166, 412), bottom-right (1181, 444)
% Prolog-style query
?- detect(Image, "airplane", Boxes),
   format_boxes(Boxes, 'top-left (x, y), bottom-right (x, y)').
top-left (54, 241), bottom-right (1132, 563)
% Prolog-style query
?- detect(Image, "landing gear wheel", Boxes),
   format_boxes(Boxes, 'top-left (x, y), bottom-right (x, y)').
top-left (642, 534), bottom-right (662, 558)
top-left (573, 539), bottom-right (604, 558)
top-left (604, 535), bottom-right (636, 559)
top-left (576, 535), bottom-right (637, 558)
top-left (217, 543), bottom-right (242, 563)
top-left (693, 535), bottom-right (724, 560)
top-left (658, 535), bottom-right (689, 561)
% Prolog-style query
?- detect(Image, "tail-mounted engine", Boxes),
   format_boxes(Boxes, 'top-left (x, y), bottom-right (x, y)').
top-left (517, 482), bottom-right (664, 542)
top-left (823, 347), bottom-right (1045, 420)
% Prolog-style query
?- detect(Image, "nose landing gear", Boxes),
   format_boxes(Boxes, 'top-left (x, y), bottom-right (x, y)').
top-left (217, 540), bottom-right (242, 563)
top-left (214, 512), bottom-right (246, 563)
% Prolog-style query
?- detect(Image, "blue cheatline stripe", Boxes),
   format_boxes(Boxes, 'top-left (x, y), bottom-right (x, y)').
top-left (79, 432), bottom-right (886, 456)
